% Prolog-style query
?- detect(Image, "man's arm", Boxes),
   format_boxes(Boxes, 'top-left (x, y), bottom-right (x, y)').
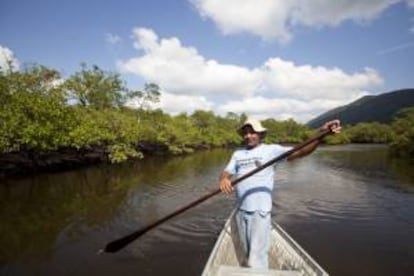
top-left (287, 119), bottom-right (341, 161)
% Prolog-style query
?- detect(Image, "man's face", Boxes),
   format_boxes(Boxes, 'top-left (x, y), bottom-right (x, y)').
top-left (241, 126), bottom-right (261, 148)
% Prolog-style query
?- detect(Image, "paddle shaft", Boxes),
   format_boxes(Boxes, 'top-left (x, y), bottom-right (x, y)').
top-left (102, 128), bottom-right (332, 253)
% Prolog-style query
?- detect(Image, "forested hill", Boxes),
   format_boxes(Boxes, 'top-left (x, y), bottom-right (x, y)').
top-left (307, 89), bottom-right (414, 127)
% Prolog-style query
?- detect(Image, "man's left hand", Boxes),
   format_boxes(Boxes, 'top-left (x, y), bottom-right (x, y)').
top-left (321, 119), bottom-right (341, 134)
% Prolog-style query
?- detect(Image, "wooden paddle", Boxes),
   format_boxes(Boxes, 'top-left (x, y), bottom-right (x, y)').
top-left (100, 128), bottom-right (332, 253)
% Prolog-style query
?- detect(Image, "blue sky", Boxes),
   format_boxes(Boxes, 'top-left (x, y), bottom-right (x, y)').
top-left (1, 0), bottom-right (414, 122)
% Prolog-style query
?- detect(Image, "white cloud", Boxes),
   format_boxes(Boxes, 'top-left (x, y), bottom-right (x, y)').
top-left (156, 91), bottom-right (213, 114)
top-left (132, 28), bottom-right (158, 50)
top-left (217, 96), bottom-right (356, 122)
top-left (191, 0), bottom-right (292, 42)
top-left (126, 90), bottom-right (213, 114)
top-left (119, 28), bottom-right (383, 123)
top-left (289, 0), bottom-right (399, 27)
top-left (119, 27), bottom-right (262, 97)
top-left (262, 58), bottom-right (382, 101)
top-left (0, 45), bottom-right (19, 71)
top-left (191, 0), bottom-right (406, 42)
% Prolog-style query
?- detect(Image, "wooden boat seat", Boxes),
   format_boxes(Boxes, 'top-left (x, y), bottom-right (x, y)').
top-left (216, 265), bottom-right (301, 276)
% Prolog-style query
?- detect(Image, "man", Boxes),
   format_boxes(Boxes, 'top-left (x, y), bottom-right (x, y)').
top-left (219, 117), bottom-right (341, 269)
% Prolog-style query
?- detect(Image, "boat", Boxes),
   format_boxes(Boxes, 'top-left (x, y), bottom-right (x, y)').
top-left (201, 210), bottom-right (329, 276)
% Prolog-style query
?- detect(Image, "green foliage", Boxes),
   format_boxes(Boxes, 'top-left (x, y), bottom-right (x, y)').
top-left (108, 143), bottom-right (143, 163)
top-left (163, 114), bottom-right (198, 153)
top-left (345, 122), bottom-right (393, 143)
top-left (67, 108), bottom-right (145, 163)
top-left (63, 64), bottom-right (127, 109)
top-left (0, 64), bottom-right (145, 163)
top-left (323, 122), bottom-right (394, 145)
top-left (263, 118), bottom-right (309, 143)
top-left (0, 65), bottom-right (75, 151)
top-left (128, 83), bottom-right (161, 110)
top-left (1, 62), bottom-right (412, 168)
top-left (390, 107), bottom-right (414, 158)
top-left (324, 132), bottom-right (351, 145)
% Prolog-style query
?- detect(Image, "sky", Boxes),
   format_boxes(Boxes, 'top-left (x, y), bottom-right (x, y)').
top-left (1, 0), bottom-right (414, 123)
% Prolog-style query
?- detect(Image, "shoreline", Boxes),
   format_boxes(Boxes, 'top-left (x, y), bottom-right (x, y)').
top-left (0, 143), bottom-right (217, 179)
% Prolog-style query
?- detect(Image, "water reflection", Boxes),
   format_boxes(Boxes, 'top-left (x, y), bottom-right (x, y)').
top-left (0, 150), bottom-right (231, 264)
top-left (1, 145), bottom-right (413, 276)
top-left (0, 166), bottom-right (128, 262)
top-left (274, 144), bottom-right (414, 276)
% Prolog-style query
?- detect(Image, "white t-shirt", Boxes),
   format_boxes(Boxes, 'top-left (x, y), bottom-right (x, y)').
top-left (224, 144), bottom-right (292, 212)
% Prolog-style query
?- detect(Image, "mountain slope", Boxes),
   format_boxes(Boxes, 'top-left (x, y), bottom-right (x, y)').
top-left (307, 89), bottom-right (414, 127)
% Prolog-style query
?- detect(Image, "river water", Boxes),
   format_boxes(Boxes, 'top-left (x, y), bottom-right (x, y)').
top-left (0, 144), bottom-right (413, 276)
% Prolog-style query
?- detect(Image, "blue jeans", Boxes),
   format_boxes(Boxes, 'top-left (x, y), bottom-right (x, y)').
top-left (235, 209), bottom-right (271, 269)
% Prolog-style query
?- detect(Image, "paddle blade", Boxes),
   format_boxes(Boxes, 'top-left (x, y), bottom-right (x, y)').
top-left (103, 228), bottom-right (147, 253)
top-left (103, 239), bottom-right (130, 253)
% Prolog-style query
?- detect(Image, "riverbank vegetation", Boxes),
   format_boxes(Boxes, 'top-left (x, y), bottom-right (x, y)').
top-left (1, 64), bottom-right (413, 176)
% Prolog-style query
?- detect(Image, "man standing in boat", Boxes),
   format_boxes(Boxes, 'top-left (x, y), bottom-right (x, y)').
top-left (219, 117), bottom-right (341, 269)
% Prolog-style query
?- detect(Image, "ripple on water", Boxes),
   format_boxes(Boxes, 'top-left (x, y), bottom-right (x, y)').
top-left (274, 159), bottom-right (402, 226)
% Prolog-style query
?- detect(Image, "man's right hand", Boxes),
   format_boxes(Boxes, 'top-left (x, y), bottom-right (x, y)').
top-left (219, 172), bottom-right (233, 194)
